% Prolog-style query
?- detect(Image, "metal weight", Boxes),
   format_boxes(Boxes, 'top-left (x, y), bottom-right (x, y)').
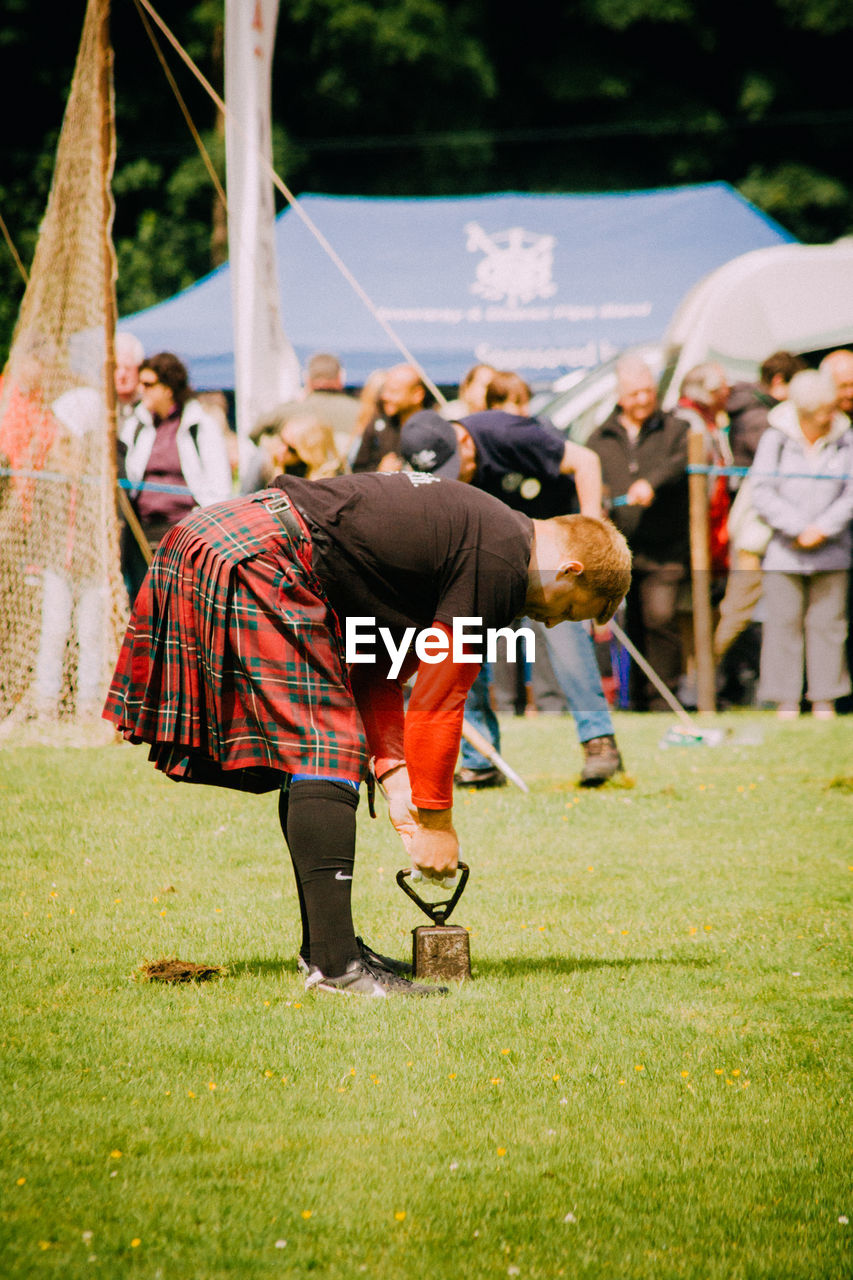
top-left (396, 863), bottom-right (471, 981)
top-left (412, 924), bottom-right (471, 982)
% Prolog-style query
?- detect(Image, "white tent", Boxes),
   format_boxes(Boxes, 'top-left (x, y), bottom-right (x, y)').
top-left (661, 239), bottom-right (853, 405)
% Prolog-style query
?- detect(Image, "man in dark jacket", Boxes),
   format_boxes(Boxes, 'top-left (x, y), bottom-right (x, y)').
top-left (587, 355), bottom-right (689, 710)
top-left (351, 363), bottom-right (429, 473)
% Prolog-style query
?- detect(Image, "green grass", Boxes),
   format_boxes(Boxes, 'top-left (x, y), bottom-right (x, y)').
top-left (1, 710), bottom-right (851, 1279)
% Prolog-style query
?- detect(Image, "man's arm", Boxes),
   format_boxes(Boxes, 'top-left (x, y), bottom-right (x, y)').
top-left (560, 439), bottom-right (602, 516)
top-left (402, 630), bottom-right (476, 879)
top-left (348, 627), bottom-right (473, 878)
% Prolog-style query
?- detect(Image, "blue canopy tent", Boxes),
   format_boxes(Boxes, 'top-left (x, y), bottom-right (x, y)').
top-left (121, 182), bottom-right (793, 389)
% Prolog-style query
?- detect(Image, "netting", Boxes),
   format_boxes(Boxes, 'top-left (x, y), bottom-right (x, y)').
top-left (0, 0), bottom-right (126, 743)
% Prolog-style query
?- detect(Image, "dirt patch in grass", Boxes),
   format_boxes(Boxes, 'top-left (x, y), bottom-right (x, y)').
top-left (137, 957), bottom-right (227, 983)
top-left (825, 775), bottom-right (853, 793)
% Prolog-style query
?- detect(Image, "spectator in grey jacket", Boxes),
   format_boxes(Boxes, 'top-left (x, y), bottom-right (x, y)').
top-left (821, 348), bottom-right (853, 714)
top-left (751, 369), bottom-right (853, 719)
top-left (714, 352), bottom-right (806, 700)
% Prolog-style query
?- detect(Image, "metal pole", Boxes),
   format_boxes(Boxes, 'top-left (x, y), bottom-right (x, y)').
top-left (461, 719), bottom-right (529, 793)
top-left (608, 617), bottom-right (699, 734)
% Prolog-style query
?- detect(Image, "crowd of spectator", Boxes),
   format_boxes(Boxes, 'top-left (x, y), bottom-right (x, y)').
top-left (105, 337), bottom-right (853, 756)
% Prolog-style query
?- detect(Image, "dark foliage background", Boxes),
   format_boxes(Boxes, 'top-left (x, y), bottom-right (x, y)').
top-left (1, 0), bottom-right (852, 362)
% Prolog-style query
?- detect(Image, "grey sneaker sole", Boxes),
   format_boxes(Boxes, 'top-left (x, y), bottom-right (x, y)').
top-left (309, 972), bottom-right (390, 997)
top-left (305, 959), bottom-right (447, 998)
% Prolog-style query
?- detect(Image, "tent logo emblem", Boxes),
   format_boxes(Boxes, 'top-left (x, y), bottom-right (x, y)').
top-left (465, 222), bottom-right (557, 308)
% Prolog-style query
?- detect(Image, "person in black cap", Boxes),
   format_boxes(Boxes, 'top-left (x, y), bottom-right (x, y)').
top-left (350, 363), bottom-right (430, 473)
top-left (400, 402), bottom-right (626, 787)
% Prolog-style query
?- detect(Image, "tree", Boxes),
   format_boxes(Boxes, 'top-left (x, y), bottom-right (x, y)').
top-left (1, 0), bottom-right (851, 363)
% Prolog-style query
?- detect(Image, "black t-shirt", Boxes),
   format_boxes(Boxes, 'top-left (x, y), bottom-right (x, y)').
top-left (460, 410), bottom-right (579, 519)
top-left (273, 471), bottom-right (532, 639)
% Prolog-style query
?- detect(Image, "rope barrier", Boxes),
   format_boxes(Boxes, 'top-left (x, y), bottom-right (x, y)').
top-left (4, 462), bottom-right (851, 502)
top-left (607, 462), bottom-right (853, 506)
top-left (686, 463), bottom-right (853, 480)
top-left (1, 466), bottom-right (192, 495)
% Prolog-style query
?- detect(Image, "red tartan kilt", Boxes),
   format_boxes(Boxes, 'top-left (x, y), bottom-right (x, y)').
top-left (103, 495), bottom-right (367, 790)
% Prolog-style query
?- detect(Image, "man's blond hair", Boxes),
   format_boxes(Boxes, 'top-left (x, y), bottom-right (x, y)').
top-left (548, 514), bottom-right (632, 622)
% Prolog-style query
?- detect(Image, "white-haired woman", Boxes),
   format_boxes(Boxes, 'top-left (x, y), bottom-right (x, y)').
top-left (750, 369), bottom-right (853, 718)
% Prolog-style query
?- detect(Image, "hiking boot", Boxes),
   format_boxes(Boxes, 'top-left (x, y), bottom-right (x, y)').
top-left (453, 766), bottom-right (507, 789)
top-left (305, 957), bottom-right (447, 998)
top-left (356, 936), bottom-right (412, 977)
top-left (579, 734), bottom-right (623, 787)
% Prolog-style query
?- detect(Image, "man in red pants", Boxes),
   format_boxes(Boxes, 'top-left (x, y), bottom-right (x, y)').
top-left (104, 472), bottom-right (630, 998)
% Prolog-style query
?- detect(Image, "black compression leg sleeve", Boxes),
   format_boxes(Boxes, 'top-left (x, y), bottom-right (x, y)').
top-left (278, 787), bottom-right (310, 965)
top-left (283, 778), bottom-right (360, 978)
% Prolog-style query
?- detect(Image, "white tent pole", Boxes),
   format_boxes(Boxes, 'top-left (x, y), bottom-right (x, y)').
top-left (134, 0), bottom-right (446, 406)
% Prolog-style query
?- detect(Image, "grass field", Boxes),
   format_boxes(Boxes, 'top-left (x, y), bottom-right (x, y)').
top-left (1, 710), bottom-right (851, 1279)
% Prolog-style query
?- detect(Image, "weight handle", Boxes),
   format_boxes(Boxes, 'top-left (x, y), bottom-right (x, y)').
top-left (396, 862), bottom-right (469, 924)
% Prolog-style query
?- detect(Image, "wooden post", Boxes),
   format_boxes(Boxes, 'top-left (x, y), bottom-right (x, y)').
top-left (688, 431), bottom-right (716, 712)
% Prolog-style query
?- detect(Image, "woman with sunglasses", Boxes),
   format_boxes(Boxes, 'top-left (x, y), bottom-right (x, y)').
top-left (121, 351), bottom-right (232, 601)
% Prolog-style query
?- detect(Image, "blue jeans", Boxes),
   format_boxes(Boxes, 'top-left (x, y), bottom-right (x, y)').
top-left (460, 663), bottom-right (501, 771)
top-left (535, 619), bottom-right (614, 743)
top-left (459, 621), bottom-right (614, 770)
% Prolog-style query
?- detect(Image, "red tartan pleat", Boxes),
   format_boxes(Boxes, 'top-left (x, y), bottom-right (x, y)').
top-left (104, 494), bottom-right (367, 790)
